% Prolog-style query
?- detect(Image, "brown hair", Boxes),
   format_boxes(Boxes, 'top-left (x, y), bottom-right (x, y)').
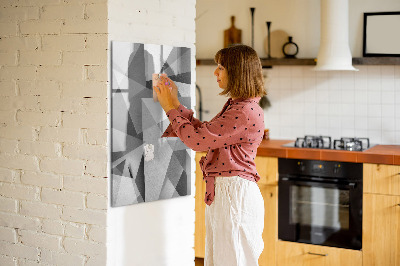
top-left (214, 44), bottom-right (266, 99)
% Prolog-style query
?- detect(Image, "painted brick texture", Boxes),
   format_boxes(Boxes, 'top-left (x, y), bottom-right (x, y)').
top-left (0, 0), bottom-right (108, 265)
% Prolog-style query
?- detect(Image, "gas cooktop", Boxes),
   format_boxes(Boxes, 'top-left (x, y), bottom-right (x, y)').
top-left (282, 135), bottom-right (375, 151)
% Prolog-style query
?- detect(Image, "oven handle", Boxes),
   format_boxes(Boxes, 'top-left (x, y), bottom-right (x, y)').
top-left (280, 177), bottom-right (357, 189)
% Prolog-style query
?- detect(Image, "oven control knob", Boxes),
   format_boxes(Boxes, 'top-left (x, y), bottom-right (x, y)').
top-left (297, 161), bottom-right (305, 171)
top-left (334, 164), bottom-right (341, 174)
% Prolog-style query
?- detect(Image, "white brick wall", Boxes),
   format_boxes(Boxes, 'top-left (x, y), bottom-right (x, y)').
top-left (0, 0), bottom-right (108, 265)
top-left (1, 0), bottom-right (198, 264)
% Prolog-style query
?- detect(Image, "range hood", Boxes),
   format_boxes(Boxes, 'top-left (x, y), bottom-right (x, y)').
top-left (314, 0), bottom-right (358, 71)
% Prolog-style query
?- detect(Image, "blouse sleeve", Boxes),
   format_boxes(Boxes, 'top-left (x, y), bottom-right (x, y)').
top-left (164, 106), bottom-right (249, 152)
top-left (161, 104), bottom-right (203, 138)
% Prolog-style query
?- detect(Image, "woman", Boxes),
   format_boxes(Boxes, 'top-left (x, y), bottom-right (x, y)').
top-left (154, 44), bottom-right (266, 266)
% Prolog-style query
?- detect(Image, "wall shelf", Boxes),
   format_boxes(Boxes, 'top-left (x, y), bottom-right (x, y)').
top-left (196, 57), bottom-right (400, 67)
top-left (352, 57), bottom-right (400, 65)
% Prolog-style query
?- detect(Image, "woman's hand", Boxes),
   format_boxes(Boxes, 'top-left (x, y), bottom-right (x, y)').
top-left (160, 74), bottom-right (180, 108)
top-left (153, 76), bottom-right (175, 113)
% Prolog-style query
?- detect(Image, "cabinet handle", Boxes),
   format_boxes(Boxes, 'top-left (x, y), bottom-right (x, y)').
top-left (307, 252), bottom-right (328, 256)
top-left (397, 204), bottom-right (400, 207)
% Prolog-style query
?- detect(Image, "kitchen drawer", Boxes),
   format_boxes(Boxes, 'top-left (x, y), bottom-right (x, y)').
top-left (364, 164), bottom-right (400, 196)
top-left (276, 240), bottom-right (362, 266)
top-left (255, 156), bottom-right (278, 186)
top-left (363, 193), bottom-right (400, 266)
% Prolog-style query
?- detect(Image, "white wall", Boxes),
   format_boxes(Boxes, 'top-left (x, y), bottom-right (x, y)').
top-left (107, 1), bottom-right (197, 266)
top-left (196, 0), bottom-right (400, 58)
top-left (196, 0), bottom-right (400, 145)
top-left (196, 0), bottom-right (319, 58)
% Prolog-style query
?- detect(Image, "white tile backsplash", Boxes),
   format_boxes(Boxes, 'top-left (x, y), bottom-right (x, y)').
top-left (382, 78), bottom-right (395, 91)
top-left (342, 116), bottom-right (355, 129)
top-left (382, 117), bottom-right (396, 131)
top-left (381, 66), bottom-right (395, 77)
top-left (316, 116), bottom-right (330, 129)
top-left (316, 103), bottom-right (330, 116)
top-left (329, 88), bottom-right (342, 103)
top-left (368, 130), bottom-right (382, 143)
top-left (341, 89), bottom-right (355, 104)
top-left (304, 102), bottom-right (316, 115)
top-left (316, 89), bottom-right (329, 103)
top-left (382, 90), bottom-right (395, 104)
top-left (382, 105), bottom-right (395, 118)
top-left (368, 117), bottom-right (381, 131)
top-left (341, 104), bottom-right (355, 116)
top-left (395, 118), bottom-right (400, 131)
top-left (367, 91), bottom-right (381, 105)
top-left (383, 131), bottom-right (396, 144)
top-left (367, 104), bottom-right (382, 118)
top-left (396, 88), bottom-right (400, 103)
top-left (355, 117), bottom-right (368, 130)
top-left (396, 105), bottom-right (400, 118)
top-left (355, 89), bottom-right (368, 104)
top-left (367, 77), bottom-right (381, 91)
top-left (196, 65), bottom-right (400, 144)
top-left (355, 104), bottom-right (368, 117)
top-left (395, 66), bottom-right (400, 78)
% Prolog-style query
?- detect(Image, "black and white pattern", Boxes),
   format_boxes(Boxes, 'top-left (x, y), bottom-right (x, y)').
top-left (110, 41), bottom-right (192, 207)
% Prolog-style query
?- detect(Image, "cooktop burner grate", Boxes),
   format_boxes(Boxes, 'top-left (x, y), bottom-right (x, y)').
top-left (284, 136), bottom-right (372, 151)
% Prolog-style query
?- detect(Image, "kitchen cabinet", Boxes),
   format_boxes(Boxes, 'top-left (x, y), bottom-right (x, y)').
top-left (195, 152), bottom-right (207, 258)
top-left (194, 154), bottom-right (279, 265)
top-left (363, 193), bottom-right (400, 266)
top-left (255, 156), bottom-right (278, 186)
top-left (259, 184), bottom-right (278, 266)
top-left (363, 163), bottom-right (400, 196)
top-left (363, 163), bottom-right (400, 266)
top-left (255, 156), bottom-right (278, 266)
top-left (276, 241), bottom-right (362, 266)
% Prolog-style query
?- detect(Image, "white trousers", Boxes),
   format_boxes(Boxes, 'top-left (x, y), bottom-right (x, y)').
top-left (205, 176), bottom-right (265, 266)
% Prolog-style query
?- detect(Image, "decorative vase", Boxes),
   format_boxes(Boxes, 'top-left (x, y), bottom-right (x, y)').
top-left (282, 36), bottom-right (299, 58)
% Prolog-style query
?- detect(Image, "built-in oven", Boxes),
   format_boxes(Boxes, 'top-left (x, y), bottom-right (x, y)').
top-left (278, 158), bottom-right (363, 250)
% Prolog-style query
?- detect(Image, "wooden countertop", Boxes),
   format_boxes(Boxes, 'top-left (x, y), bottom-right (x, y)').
top-left (256, 139), bottom-right (400, 165)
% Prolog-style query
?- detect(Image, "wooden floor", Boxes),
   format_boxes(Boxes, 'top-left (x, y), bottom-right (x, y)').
top-left (195, 257), bottom-right (204, 266)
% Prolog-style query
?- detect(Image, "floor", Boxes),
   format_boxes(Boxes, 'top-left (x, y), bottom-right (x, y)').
top-left (195, 257), bottom-right (204, 266)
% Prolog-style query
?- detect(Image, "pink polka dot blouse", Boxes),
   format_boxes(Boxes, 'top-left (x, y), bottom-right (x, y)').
top-left (161, 97), bottom-right (265, 205)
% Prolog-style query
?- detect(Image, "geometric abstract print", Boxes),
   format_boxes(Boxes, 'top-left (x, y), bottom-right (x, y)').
top-left (110, 41), bottom-right (192, 207)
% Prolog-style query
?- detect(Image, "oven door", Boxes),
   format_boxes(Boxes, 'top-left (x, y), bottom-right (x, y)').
top-left (278, 176), bottom-right (362, 250)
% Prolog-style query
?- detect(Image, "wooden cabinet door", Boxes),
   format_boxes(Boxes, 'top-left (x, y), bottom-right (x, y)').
top-left (195, 152), bottom-right (207, 258)
top-left (255, 156), bottom-right (278, 186)
top-left (363, 193), bottom-right (400, 266)
top-left (364, 164), bottom-right (400, 196)
top-left (276, 241), bottom-right (362, 266)
top-left (259, 185), bottom-right (278, 266)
